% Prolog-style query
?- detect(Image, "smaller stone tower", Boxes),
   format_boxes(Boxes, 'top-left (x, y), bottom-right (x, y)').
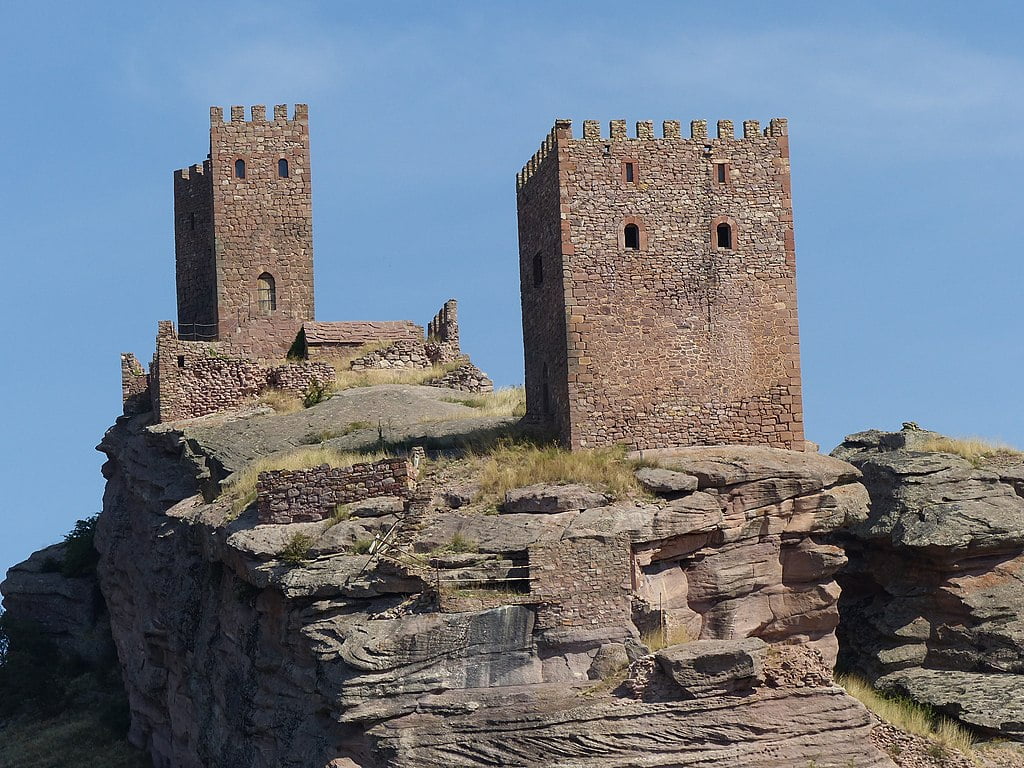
top-left (516, 118), bottom-right (804, 451)
top-left (173, 104), bottom-right (313, 357)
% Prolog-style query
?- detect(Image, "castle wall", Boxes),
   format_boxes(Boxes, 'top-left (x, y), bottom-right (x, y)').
top-left (528, 533), bottom-right (632, 630)
top-left (256, 458), bottom-right (416, 524)
top-left (120, 353), bottom-right (151, 416)
top-left (173, 163), bottom-right (217, 337)
top-left (517, 119), bottom-right (804, 451)
top-left (516, 126), bottom-right (573, 441)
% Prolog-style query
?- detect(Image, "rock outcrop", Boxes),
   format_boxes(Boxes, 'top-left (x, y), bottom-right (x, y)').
top-left (6, 387), bottom-right (898, 767)
top-left (832, 426), bottom-right (1024, 740)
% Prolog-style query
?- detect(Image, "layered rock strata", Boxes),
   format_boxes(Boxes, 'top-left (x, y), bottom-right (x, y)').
top-left (832, 426), bottom-right (1024, 740)
top-left (9, 388), bottom-right (896, 767)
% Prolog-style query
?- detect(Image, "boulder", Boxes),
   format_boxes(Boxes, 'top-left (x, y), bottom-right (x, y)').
top-left (655, 637), bottom-right (767, 698)
top-left (634, 467), bottom-right (698, 495)
top-left (502, 483), bottom-right (609, 514)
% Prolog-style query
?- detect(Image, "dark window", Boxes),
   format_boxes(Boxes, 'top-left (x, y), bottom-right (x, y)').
top-left (716, 222), bottom-right (733, 249)
top-left (189, 212), bottom-right (196, 231)
top-left (624, 223), bottom-right (640, 250)
top-left (278, 158), bottom-right (289, 178)
top-left (235, 159), bottom-right (246, 179)
top-left (533, 252), bottom-right (544, 286)
top-left (716, 163), bottom-right (726, 183)
top-left (177, 355), bottom-right (185, 368)
top-left (625, 162), bottom-right (635, 182)
top-left (257, 273), bottom-right (277, 314)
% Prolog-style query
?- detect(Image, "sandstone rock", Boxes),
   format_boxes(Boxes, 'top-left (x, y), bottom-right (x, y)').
top-left (656, 638), bottom-right (767, 697)
top-left (502, 483), bottom-right (609, 514)
top-left (347, 496), bottom-right (405, 518)
top-left (634, 467), bottom-right (698, 495)
top-left (588, 642), bottom-right (629, 680)
top-left (833, 425), bottom-right (1024, 741)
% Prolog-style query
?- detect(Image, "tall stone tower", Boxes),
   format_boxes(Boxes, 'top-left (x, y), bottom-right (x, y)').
top-left (173, 104), bottom-right (313, 356)
top-left (516, 118), bottom-right (804, 451)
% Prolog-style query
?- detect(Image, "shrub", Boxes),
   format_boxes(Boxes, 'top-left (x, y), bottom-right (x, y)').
top-left (350, 538), bottom-right (374, 555)
top-left (279, 533), bottom-right (314, 564)
top-left (302, 379), bottom-right (329, 408)
top-left (62, 515), bottom-right (100, 578)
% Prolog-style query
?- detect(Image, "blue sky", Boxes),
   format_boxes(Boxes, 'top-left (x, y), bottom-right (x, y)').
top-left (2, 1), bottom-right (1023, 578)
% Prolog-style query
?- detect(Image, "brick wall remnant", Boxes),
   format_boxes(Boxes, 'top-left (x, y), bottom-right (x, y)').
top-left (426, 299), bottom-right (461, 363)
top-left (256, 458), bottom-right (417, 524)
top-left (528, 533), bottom-right (632, 630)
top-left (423, 362), bottom-right (494, 393)
top-left (120, 353), bottom-right (151, 416)
top-left (350, 340), bottom-right (433, 371)
top-left (300, 321), bottom-right (424, 361)
top-left (267, 362), bottom-right (336, 393)
top-left (517, 118), bottom-right (804, 451)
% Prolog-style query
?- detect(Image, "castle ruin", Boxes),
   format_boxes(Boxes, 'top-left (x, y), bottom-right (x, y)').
top-left (517, 118), bottom-right (804, 451)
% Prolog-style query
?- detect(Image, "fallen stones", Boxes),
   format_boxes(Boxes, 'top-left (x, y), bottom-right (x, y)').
top-left (655, 638), bottom-right (767, 698)
top-left (502, 483), bottom-right (609, 514)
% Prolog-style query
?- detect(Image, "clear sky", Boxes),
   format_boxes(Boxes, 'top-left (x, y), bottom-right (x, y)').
top-left (2, 1), bottom-right (1023, 579)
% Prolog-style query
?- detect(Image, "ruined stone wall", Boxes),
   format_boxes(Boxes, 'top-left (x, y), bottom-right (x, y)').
top-left (219, 315), bottom-right (304, 362)
top-left (120, 353), bottom-right (151, 416)
top-left (423, 361), bottom-right (494, 393)
top-left (256, 458), bottom-right (416, 524)
top-left (350, 340), bottom-right (433, 371)
top-left (528, 533), bottom-right (632, 630)
top-left (517, 119), bottom-right (803, 451)
top-left (173, 162), bottom-right (218, 338)
top-left (266, 362), bottom-right (335, 394)
top-left (426, 299), bottom-right (461, 363)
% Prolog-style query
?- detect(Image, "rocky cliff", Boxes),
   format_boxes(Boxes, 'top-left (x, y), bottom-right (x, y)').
top-left (832, 426), bottom-right (1024, 740)
top-left (6, 386), bottom-right (902, 767)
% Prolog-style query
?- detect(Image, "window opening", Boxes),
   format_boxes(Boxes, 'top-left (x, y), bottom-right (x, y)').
top-left (189, 212), bottom-right (196, 231)
top-left (533, 251), bottom-right (544, 286)
top-left (716, 223), bottom-right (733, 249)
top-left (177, 355), bottom-right (186, 368)
top-left (625, 162), bottom-right (635, 182)
top-left (716, 163), bottom-right (726, 183)
top-left (235, 159), bottom-right (246, 179)
top-left (278, 158), bottom-right (289, 178)
top-left (257, 273), bottom-right (277, 314)
top-left (541, 362), bottom-right (551, 416)
top-left (624, 223), bottom-right (640, 250)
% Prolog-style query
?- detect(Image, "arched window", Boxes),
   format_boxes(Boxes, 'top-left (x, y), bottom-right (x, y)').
top-left (278, 158), bottom-right (289, 178)
top-left (235, 158), bottom-right (246, 179)
top-left (716, 222), bottom-right (733, 249)
top-left (533, 251), bottom-right (544, 286)
top-left (257, 273), bottom-right (276, 314)
top-left (624, 223), bottom-right (640, 250)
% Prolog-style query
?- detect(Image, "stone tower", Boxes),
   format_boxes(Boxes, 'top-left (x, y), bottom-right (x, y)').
top-left (516, 118), bottom-right (804, 451)
top-left (173, 104), bottom-right (313, 356)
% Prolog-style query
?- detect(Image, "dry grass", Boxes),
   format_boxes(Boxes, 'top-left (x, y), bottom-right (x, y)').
top-left (225, 446), bottom-right (386, 513)
top-left (915, 436), bottom-right (1022, 467)
top-left (839, 675), bottom-right (975, 754)
top-left (440, 386), bottom-right (526, 420)
top-left (258, 388), bottom-right (304, 414)
top-left (475, 441), bottom-right (647, 507)
top-left (0, 713), bottom-right (150, 768)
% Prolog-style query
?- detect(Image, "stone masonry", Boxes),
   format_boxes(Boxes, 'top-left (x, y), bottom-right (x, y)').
top-left (517, 119), bottom-right (804, 451)
top-left (256, 458), bottom-right (417, 524)
top-left (174, 104), bottom-right (313, 357)
top-left (528, 533), bottom-right (632, 630)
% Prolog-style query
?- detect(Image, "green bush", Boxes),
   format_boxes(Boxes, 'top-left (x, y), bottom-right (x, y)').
top-left (62, 515), bottom-right (100, 578)
top-left (279, 533), bottom-right (314, 564)
top-left (302, 379), bottom-right (328, 408)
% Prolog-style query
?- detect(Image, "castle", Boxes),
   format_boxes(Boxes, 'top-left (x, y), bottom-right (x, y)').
top-left (517, 118), bottom-right (804, 451)
top-left (122, 106), bottom-right (805, 454)
top-left (121, 105), bottom-right (491, 423)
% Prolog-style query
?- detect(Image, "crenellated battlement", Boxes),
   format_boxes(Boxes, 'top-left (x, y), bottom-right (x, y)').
top-left (517, 117), bottom-right (789, 191)
top-left (173, 161), bottom-right (211, 184)
top-left (209, 104), bottom-right (309, 125)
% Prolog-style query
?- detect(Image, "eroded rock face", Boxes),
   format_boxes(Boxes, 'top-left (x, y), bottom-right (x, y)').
top-left (55, 407), bottom-right (892, 767)
top-left (832, 426), bottom-right (1024, 740)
